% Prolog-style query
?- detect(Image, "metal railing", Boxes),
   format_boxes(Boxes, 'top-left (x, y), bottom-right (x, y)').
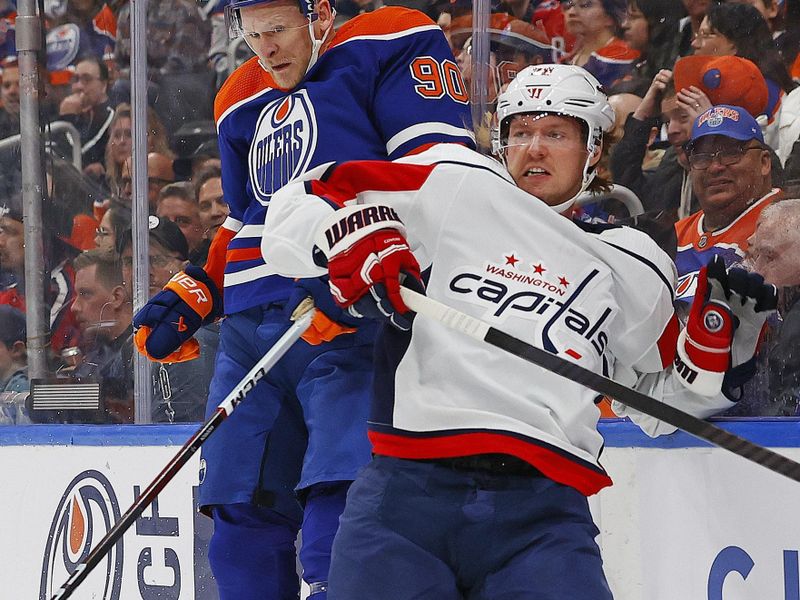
top-left (0, 120), bottom-right (83, 170)
top-left (575, 184), bottom-right (645, 218)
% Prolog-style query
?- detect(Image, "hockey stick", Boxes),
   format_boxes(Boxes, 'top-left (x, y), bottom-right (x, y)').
top-left (399, 287), bottom-right (800, 484)
top-left (50, 310), bottom-right (315, 600)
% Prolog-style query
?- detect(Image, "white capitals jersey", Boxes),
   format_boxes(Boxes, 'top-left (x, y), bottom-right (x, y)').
top-left (263, 144), bottom-right (734, 496)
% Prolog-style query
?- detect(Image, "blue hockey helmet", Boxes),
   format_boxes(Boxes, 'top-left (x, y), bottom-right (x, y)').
top-left (225, 0), bottom-right (334, 39)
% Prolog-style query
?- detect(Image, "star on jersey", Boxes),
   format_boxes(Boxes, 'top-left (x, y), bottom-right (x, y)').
top-left (505, 254), bottom-right (520, 267)
top-left (532, 263), bottom-right (546, 275)
top-left (558, 276), bottom-right (570, 287)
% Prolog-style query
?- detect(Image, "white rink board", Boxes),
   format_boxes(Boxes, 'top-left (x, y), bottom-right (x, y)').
top-left (0, 443), bottom-right (210, 600)
top-left (2, 422), bottom-right (800, 600)
top-left (596, 445), bottom-right (800, 600)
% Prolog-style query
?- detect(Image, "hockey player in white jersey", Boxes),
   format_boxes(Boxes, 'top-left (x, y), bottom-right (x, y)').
top-left (260, 64), bottom-right (775, 598)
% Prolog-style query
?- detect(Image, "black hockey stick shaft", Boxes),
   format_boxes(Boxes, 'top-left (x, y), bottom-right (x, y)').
top-left (400, 288), bottom-right (800, 483)
top-left (50, 311), bottom-right (314, 600)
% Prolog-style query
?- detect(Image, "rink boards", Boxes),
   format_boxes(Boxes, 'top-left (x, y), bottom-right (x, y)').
top-left (2, 419), bottom-right (800, 600)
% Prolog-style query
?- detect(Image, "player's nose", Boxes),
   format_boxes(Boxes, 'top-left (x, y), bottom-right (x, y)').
top-left (525, 135), bottom-right (547, 156)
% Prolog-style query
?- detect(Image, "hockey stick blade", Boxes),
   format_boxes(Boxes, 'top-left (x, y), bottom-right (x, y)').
top-left (399, 287), bottom-right (800, 484)
top-left (50, 310), bottom-right (314, 600)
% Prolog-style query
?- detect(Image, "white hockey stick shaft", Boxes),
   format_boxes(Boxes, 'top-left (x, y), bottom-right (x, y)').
top-left (399, 287), bottom-right (800, 483)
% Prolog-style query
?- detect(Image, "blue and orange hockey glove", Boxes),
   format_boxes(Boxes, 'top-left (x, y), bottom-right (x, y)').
top-left (675, 255), bottom-right (777, 397)
top-left (133, 265), bottom-right (223, 362)
top-left (285, 276), bottom-right (362, 345)
top-left (314, 205), bottom-right (423, 331)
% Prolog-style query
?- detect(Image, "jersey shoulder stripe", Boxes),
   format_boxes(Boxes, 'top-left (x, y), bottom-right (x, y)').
top-left (308, 159), bottom-right (437, 206)
top-left (329, 6), bottom-right (436, 48)
top-left (214, 57), bottom-right (276, 124)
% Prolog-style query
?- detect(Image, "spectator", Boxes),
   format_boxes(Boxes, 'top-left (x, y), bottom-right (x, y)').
top-left (621, 0), bottom-right (683, 82)
top-left (47, 0), bottom-right (117, 68)
top-left (155, 181), bottom-right (207, 264)
top-left (0, 199), bottom-right (24, 312)
top-left (70, 249), bottom-right (133, 423)
top-left (674, 104), bottom-right (780, 307)
top-left (102, 103), bottom-right (172, 210)
top-left (113, 0), bottom-right (213, 129)
top-left (59, 55), bottom-right (115, 169)
top-left (691, 2), bottom-right (799, 161)
top-left (0, 58), bottom-right (19, 140)
top-left (103, 103), bottom-right (133, 202)
top-left (119, 152), bottom-right (175, 212)
top-left (729, 0), bottom-right (786, 44)
top-left (562, 0), bottom-right (640, 88)
top-left (94, 200), bottom-right (131, 256)
top-left (119, 216), bottom-right (217, 422)
top-left (0, 192), bottom-right (82, 355)
top-left (610, 69), bottom-right (705, 219)
top-left (194, 164), bottom-right (229, 241)
top-left (677, 0), bottom-right (710, 57)
top-left (455, 25), bottom-right (554, 113)
top-left (0, 1), bottom-right (15, 66)
top-left (745, 199), bottom-right (800, 415)
top-left (0, 304), bottom-right (29, 425)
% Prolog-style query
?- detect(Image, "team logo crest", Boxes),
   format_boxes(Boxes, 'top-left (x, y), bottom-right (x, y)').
top-left (46, 24), bottom-right (80, 72)
top-left (249, 91), bottom-right (318, 204)
top-left (39, 470), bottom-right (123, 599)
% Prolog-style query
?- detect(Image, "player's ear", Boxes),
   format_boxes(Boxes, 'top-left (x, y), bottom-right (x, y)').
top-left (588, 141), bottom-right (603, 168)
top-left (316, 0), bottom-right (334, 30)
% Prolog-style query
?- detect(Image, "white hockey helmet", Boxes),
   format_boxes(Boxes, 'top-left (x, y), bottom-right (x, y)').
top-left (493, 64), bottom-right (615, 210)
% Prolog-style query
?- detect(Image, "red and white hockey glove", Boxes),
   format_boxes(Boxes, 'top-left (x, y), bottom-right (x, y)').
top-left (314, 204), bottom-right (422, 331)
top-left (675, 255), bottom-right (777, 397)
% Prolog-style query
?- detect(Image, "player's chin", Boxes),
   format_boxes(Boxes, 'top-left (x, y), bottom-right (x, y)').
top-left (517, 177), bottom-right (551, 199)
top-left (272, 66), bottom-right (303, 89)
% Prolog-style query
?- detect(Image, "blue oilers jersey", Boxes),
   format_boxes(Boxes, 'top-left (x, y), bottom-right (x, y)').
top-left (674, 190), bottom-right (778, 306)
top-left (213, 7), bottom-right (475, 314)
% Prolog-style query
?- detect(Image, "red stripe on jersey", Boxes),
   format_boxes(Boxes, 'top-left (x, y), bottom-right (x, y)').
top-left (310, 161), bottom-right (436, 208)
top-left (226, 247), bottom-right (263, 262)
top-left (329, 6), bottom-right (435, 49)
top-left (204, 226), bottom-right (238, 292)
top-left (368, 430), bottom-right (613, 496)
top-left (657, 312), bottom-right (680, 369)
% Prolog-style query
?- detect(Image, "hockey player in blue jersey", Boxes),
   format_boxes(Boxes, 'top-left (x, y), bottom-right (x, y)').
top-left (131, 0), bottom-right (475, 598)
top-left (260, 64), bottom-right (777, 598)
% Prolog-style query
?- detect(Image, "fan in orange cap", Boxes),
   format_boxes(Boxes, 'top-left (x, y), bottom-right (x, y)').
top-left (59, 213), bottom-right (99, 252)
top-left (673, 55), bottom-right (769, 121)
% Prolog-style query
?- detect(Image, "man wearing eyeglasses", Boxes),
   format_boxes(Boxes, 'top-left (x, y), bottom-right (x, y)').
top-left (674, 104), bottom-right (781, 307)
top-left (119, 152), bottom-right (175, 210)
top-left (58, 56), bottom-right (115, 169)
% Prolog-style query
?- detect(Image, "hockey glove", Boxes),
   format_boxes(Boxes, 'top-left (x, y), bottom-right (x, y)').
top-left (719, 263), bottom-right (778, 398)
top-left (675, 255), bottom-right (777, 397)
top-left (314, 205), bottom-right (422, 331)
top-left (285, 276), bottom-right (360, 345)
top-left (133, 265), bottom-right (223, 362)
